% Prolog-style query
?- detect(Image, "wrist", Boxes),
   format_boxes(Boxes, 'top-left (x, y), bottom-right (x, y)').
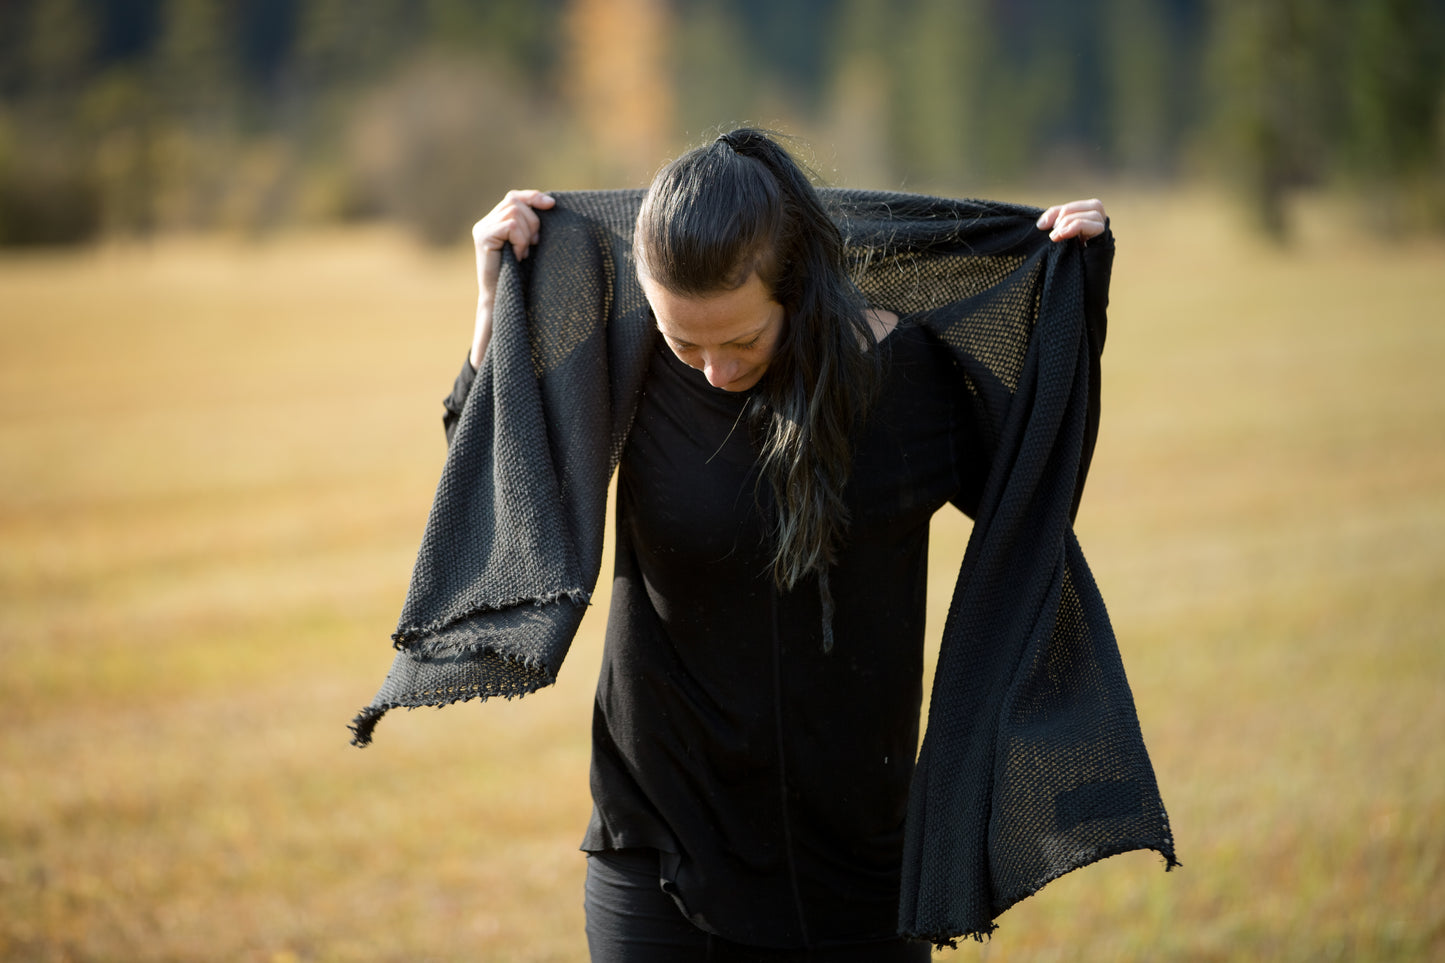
top-left (470, 305), bottom-right (493, 369)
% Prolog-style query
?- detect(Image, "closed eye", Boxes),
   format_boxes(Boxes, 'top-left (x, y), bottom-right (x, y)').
top-left (662, 333), bottom-right (762, 351)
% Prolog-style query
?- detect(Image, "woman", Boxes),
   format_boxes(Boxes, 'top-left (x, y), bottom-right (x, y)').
top-left (443, 130), bottom-right (1117, 960)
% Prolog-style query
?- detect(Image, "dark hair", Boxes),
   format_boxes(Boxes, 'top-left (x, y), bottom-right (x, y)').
top-left (634, 128), bottom-right (881, 649)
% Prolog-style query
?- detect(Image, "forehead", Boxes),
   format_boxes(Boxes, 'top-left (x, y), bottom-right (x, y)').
top-left (640, 272), bottom-right (780, 346)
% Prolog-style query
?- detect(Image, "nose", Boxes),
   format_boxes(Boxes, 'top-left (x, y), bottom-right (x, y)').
top-left (701, 353), bottom-right (740, 388)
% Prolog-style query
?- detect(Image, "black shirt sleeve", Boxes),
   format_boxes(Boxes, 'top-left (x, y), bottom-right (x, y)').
top-left (1083, 225), bottom-right (1112, 356)
top-left (442, 355), bottom-right (478, 446)
top-left (1073, 225), bottom-right (1114, 520)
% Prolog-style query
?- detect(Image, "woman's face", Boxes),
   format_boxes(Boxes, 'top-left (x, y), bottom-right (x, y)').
top-left (641, 271), bottom-right (786, 392)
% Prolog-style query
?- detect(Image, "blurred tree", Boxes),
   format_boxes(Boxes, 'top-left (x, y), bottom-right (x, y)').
top-left (156, 0), bottom-right (234, 119)
top-left (972, 5), bottom-right (1072, 184)
top-left (291, 0), bottom-right (566, 235)
top-left (1105, 0), bottom-right (1170, 176)
top-left (295, 0), bottom-right (406, 89)
top-left (0, 4), bottom-right (26, 96)
top-left (1025, 0), bottom-right (1111, 173)
top-left (892, 0), bottom-right (988, 191)
top-left (153, 0), bottom-right (238, 229)
top-left (423, 0), bottom-right (559, 71)
top-left (348, 55), bottom-right (545, 244)
top-left (824, 0), bottom-right (898, 187)
top-left (25, 0), bottom-right (95, 105)
top-left (672, 2), bottom-right (759, 138)
top-left (1204, 0), bottom-right (1334, 240)
top-left (0, 0), bottom-right (103, 245)
top-left (82, 65), bottom-right (161, 236)
top-left (290, 0), bottom-right (418, 211)
top-left (733, 0), bottom-right (838, 113)
top-left (235, 0), bottom-right (298, 105)
top-left (1343, 0), bottom-right (1445, 230)
top-left (562, 0), bottom-right (674, 184)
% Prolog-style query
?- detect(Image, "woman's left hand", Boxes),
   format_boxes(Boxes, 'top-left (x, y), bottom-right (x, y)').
top-left (1036, 198), bottom-right (1107, 242)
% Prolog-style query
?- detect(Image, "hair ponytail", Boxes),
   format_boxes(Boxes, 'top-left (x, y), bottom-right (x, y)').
top-left (635, 129), bottom-right (882, 650)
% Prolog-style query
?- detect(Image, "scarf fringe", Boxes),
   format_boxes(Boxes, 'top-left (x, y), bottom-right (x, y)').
top-left (348, 650), bottom-right (558, 747)
top-left (900, 840), bottom-right (1180, 947)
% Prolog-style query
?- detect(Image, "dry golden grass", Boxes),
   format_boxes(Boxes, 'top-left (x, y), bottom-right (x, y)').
top-left (2, 195), bottom-right (1442, 961)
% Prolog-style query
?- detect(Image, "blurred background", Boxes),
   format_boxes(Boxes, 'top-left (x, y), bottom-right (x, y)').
top-left (1, 0), bottom-right (1444, 245)
top-left (1, 1), bottom-right (1443, 961)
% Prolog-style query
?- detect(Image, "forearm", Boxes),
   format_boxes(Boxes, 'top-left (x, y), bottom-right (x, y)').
top-left (442, 354), bottom-right (478, 445)
top-left (469, 296), bottom-right (492, 370)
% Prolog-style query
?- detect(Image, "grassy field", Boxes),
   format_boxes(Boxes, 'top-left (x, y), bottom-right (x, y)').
top-left (1, 192), bottom-right (1442, 961)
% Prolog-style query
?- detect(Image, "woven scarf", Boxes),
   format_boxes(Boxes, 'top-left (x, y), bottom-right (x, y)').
top-left (350, 189), bottom-right (1176, 945)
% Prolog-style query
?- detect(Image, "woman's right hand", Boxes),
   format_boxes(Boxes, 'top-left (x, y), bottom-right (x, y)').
top-left (470, 189), bottom-right (556, 368)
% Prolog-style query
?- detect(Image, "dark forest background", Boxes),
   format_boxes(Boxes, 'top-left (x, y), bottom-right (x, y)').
top-left (1, 0), bottom-right (1442, 246)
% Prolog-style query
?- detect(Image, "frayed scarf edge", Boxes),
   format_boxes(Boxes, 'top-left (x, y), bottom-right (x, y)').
top-left (348, 657), bottom-right (558, 748)
top-left (902, 838), bottom-right (1179, 949)
top-left (390, 588), bottom-right (592, 650)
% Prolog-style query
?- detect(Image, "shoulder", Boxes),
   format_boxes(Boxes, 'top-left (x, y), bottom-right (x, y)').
top-left (865, 307), bottom-right (900, 343)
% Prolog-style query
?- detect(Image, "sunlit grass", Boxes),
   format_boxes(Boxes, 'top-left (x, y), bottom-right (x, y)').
top-left (2, 197), bottom-right (1442, 961)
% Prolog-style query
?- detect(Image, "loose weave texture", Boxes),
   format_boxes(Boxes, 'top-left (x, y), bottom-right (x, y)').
top-left (350, 189), bottom-right (1176, 945)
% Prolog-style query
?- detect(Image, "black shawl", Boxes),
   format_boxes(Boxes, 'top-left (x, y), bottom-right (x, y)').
top-left (350, 189), bottom-right (1176, 945)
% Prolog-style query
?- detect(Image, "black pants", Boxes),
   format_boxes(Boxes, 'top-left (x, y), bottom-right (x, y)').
top-left (583, 849), bottom-right (932, 963)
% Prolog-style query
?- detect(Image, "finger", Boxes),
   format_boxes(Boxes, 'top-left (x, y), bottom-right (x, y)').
top-left (509, 215), bottom-right (538, 260)
top-left (485, 195), bottom-right (554, 257)
top-left (503, 207), bottom-right (541, 256)
top-left (1076, 212), bottom-right (1106, 240)
top-left (1049, 210), bottom-right (1106, 241)
top-left (476, 215), bottom-right (519, 252)
top-left (505, 189), bottom-right (556, 211)
top-left (475, 208), bottom-right (539, 255)
top-left (1040, 199), bottom-right (1105, 234)
top-left (1053, 198), bottom-right (1105, 222)
top-left (476, 192), bottom-right (545, 232)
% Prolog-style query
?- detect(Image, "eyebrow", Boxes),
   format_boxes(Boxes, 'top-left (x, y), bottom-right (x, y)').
top-left (659, 323), bottom-right (769, 350)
